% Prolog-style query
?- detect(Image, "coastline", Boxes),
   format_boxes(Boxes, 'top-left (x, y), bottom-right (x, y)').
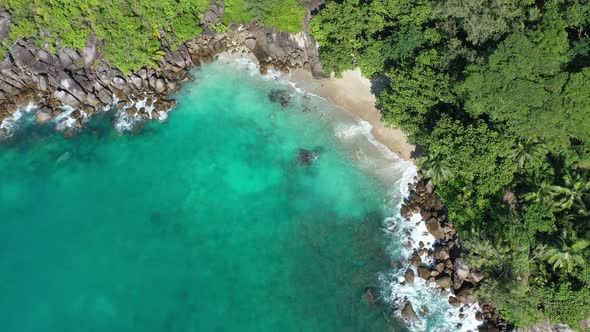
top-left (1, 35), bottom-right (487, 331)
top-left (216, 50), bottom-right (489, 331)
top-left (288, 69), bottom-right (416, 163)
top-left (216, 49), bottom-right (416, 163)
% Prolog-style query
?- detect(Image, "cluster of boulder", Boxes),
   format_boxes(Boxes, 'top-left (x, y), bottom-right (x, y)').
top-left (399, 171), bottom-right (510, 331)
top-left (0, 33), bottom-right (184, 136)
top-left (0, 4), bottom-right (324, 137)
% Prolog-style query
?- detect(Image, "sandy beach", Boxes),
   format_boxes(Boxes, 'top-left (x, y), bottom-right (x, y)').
top-left (218, 49), bottom-right (416, 163)
top-left (288, 68), bottom-right (416, 162)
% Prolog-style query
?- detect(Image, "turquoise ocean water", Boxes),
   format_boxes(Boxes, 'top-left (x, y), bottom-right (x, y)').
top-left (0, 61), bottom-right (472, 332)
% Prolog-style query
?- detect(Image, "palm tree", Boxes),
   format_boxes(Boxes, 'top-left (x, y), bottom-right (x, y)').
top-left (542, 231), bottom-right (588, 273)
top-left (420, 153), bottom-right (452, 185)
top-left (549, 172), bottom-right (590, 211)
top-left (509, 138), bottom-right (548, 169)
top-left (522, 181), bottom-right (554, 205)
top-left (543, 241), bottom-right (588, 273)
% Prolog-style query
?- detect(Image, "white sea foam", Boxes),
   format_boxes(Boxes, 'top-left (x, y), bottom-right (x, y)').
top-left (0, 103), bottom-right (35, 138)
top-left (113, 97), bottom-right (164, 134)
top-left (379, 210), bottom-right (482, 332)
top-left (54, 105), bottom-right (89, 132)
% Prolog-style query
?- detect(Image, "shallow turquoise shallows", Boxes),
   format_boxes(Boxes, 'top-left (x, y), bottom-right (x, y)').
top-left (0, 62), bottom-right (411, 332)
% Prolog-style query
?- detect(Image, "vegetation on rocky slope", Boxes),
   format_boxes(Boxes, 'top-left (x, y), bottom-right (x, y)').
top-left (312, 0), bottom-right (590, 329)
top-left (1, 0), bottom-right (305, 73)
top-left (222, 0), bottom-right (306, 33)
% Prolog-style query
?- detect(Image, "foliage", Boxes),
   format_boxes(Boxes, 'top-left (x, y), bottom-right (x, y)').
top-left (310, 0), bottom-right (435, 77)
top-left (2, 0), bottom-right (305, 73)
top-left (434, 0), bottom-right (536, 45)
top-left (419, 153), bottom-right (451, 185)
top-left (312, 0), bottom-right (590, 328)
top-left (2, 0), bottom-right (211, 73)
top-left (539, 283), bottom-right (590, 329)
top-left (222, 0), bottom-right (306, 33)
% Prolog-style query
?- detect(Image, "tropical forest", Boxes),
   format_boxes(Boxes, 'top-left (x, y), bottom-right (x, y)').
top-left (312, 0), bottom-right (590, 328)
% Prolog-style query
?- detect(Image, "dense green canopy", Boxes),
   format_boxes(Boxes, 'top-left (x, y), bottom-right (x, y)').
top-left (312, 0), bottom-right (590, 328)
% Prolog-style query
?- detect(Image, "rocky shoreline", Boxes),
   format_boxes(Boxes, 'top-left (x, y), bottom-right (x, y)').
top-left (1, 3), bottom-right (513, 330)
top-left (0, 3), bottom-right (324, 138)
top-left (399, 171), bottom-right (510, 331)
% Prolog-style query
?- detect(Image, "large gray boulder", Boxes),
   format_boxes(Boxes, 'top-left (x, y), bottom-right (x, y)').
top-left (35, 107), bottom-right (53, 124)
top-left (401, 302), bottom-right (419, 321)
top-left (57, 72), bottom-right (86, 103)
top-left (455, 261), bottom-right (471, 281)
top-left (417, 265), bottom-right (431, 279)
top-left (0, 10), bottom-right (11, 42)
top-left (155, 78), bottom-right (166, 93)
top-left (435, 275), bottom-right (452, 289)
top-left (425, 218), bottom-right (445, 239)
top-left (456, 287), bottom-right (476, 304)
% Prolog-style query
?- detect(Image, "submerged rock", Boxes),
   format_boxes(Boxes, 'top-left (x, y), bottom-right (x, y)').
top-left (297, 147), bottom-right (322, 167)
top-left (55, 151), bottom-right (72, 165)
top-left (268, 89), bottom-right (290, 107)
top-left (363, 287), bottom-right (377, 308)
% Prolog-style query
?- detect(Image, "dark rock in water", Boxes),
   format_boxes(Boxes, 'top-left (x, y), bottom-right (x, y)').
top-left (150, 212), bottom-right (163, 226)
top-left (401, 302), bottom-right (419, 321)
top-left (448, 296), bottom-right (461, 308)
top-left (297, 148), bottom-right (320, 166)
top-left (363, 287), bottom-right (377, 308)
top-left (268, 89), bottom-right (290, 107)
top-left (475, 311), bottom-right (484, 321)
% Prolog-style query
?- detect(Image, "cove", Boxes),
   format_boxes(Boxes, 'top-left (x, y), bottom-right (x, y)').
top-left (0, 62), bottom-right (416, 332)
